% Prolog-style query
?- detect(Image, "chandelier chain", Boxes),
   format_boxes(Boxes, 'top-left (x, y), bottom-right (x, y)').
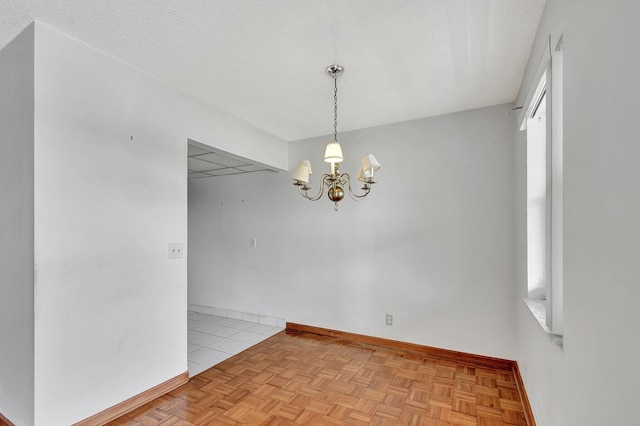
top-left (333, 76), bottom-right (338, 143)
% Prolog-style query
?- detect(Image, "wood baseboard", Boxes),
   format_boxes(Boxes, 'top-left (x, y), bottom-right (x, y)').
top-left (512, 361), bottom-right (537, 426)
top-left (286, 322), bottom-right (537, 425)
top-left (72, 371), bottom-right (189, 426)
top-left (0, 411), bottom-right (15, 426)
top-left (286, 322), bottom-right (514, 370)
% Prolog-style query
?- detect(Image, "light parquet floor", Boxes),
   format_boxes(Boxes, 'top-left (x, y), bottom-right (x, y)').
top-left (108, 330), bottom-right (528, 426)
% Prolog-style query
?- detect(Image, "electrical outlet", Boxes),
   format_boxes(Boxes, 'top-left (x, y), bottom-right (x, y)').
top-left (168, 243), bottom-right (184, 259)
top-left (385, 314), bottom-right (393, 326)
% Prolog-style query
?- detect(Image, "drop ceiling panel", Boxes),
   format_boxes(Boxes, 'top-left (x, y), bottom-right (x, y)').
top-left (188, 172), bottom-right (213, 179)
top-left (187, 141), bottom-right (277, 180)
top-left (187, 144), bottom-right (210, 156)
top-left (188, 157), bottom-right (225, 172)
top-left (207, 169), bottom-right (247, 177)
top-left (194, 153), bottom-right (249, 168)
top-left (236, 164), bottom-right (268, 172)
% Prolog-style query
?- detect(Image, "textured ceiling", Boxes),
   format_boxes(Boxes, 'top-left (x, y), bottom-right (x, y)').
top-left (0, 0), bottom-right (546, 142)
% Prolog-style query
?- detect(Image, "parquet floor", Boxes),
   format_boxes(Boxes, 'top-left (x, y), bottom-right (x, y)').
top-left (108, 330), bottom-right (528, 426)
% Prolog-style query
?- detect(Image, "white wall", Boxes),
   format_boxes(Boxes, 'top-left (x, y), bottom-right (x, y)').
top-left (514, 1), bottom-right (640, 424)
top-left (189, 104), bottom-right (518, 359)
top-left (0, 23), bottom-right (34, 426)
top-left (23, 22), bottom-right (287, 425)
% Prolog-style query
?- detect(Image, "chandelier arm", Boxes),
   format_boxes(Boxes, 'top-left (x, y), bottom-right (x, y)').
top-left (342, 173), bottom-right (372, 201)
top-left (298, 174), bottom-right (330, 201)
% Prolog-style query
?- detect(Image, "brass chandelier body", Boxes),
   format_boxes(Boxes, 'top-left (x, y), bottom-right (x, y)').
top-left (292, 65), bottom-right (381, 211)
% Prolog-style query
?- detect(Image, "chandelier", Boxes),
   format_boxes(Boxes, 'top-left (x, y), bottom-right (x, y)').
top-left (292, 65), bottom-right (381, 211)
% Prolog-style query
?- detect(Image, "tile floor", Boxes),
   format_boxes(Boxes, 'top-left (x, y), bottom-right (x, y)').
top-left (187, 311), bottom-right (284, 376)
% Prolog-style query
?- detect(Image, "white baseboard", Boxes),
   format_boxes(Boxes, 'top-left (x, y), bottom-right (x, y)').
top-left (188, 303), bottom-right (286, 328)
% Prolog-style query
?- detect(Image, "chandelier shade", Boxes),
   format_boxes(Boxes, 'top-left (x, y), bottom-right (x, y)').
top-left (324, 142), bottom-right (344, 163)
top-left (291, 160), bottom-right (312, 184)
top-left (292, 65), bottom-right (380, 211)
top-left (362, 154), bottom-right (380, 175)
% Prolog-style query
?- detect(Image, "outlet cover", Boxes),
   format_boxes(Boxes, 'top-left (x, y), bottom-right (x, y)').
top-left (385, 314), bottom-right (393, 326)
top-left (168, 243), bottom-right (184, 259)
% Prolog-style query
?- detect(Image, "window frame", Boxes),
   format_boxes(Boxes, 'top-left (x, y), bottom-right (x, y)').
top-left (521, 38), bottom-right (564, 338)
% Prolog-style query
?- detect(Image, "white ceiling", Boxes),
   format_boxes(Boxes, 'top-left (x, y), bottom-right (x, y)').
top-left (0, 0), bottom-right (546, 142)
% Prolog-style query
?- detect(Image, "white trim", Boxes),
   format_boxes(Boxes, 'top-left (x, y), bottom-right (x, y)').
top-left (522, 298), bottom-right (563, 346)
top-left (521, 71), bottom-right (547, 131)
top-left (549, 48), bottom-right (564, 335)
top-left (519, 35), bottom-right (552, 131)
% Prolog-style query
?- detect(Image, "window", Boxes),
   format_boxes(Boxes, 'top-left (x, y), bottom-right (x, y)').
top-left (526, 81), bottom-right (547, 301)
top-left (522, 40), bottom-right (563, 338)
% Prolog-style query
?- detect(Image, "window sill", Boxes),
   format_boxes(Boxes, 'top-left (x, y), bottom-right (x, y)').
top-left (522, 298), bottom-right (563, 347)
